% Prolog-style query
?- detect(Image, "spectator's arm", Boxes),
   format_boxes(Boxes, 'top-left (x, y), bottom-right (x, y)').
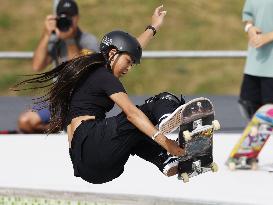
top-left (32, 31), bottom-right (53, 72)
top-left (241, 1), bottom-right (265, 48)
top-left (32, 15), bottom-right (56, 72)
top-left (242, 0), bottom-right (254, 23)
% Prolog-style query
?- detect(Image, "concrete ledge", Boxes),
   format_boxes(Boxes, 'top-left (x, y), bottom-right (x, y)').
top-left (0, 187), bottom-right (251, 205)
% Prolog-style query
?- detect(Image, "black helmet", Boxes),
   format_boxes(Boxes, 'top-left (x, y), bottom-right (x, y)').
top-left (100, 30), bottom-right (142, 64)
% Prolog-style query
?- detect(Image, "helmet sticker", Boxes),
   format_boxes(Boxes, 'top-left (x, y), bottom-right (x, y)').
top-left (102, 36), bottom-right (113, 46)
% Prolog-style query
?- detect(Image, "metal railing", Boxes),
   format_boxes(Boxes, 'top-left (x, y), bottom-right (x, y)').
top-left (0, 51), bottom-right (247, 60)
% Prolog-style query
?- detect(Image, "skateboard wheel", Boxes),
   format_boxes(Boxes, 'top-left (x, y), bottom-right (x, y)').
top-left (210, 162), bottom-right (218, 172)
top-left (181, 173), bottom-right (189, 183)
top-left (251, 162), bottom-right (258, 170)
top-left (249, 159), bottom-right (258, 170)
top-left (212, 120), bottom-right (220, 130)
top-left (228, 162), bottom-right (236, 171)
top-left (183, 130), bottom-right (192, 141)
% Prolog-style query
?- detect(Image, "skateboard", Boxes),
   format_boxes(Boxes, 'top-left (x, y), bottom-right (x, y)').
top-left (159, 97), bottom-right (220, 183)
top-left (226, 104), bottom-right (273, 170)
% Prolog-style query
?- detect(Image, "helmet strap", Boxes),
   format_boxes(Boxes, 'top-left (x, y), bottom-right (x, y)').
top-left (107, 51), bottom-right (121, 72)
top-left (109, 51), bottom-right (120, 62)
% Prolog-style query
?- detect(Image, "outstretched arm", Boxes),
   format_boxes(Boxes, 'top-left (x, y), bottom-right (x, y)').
top-left (137, 5), bottom-right (167, 49)
top-left (110, 92), bottom-right (185, 157)
top-left (32, 15), bottom-right (55, 72)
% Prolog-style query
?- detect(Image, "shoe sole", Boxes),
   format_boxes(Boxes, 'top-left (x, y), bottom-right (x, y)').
top-left (159, 97), bottom-right (208, 134)
top-left (164, 165), bottom-right (178, 177)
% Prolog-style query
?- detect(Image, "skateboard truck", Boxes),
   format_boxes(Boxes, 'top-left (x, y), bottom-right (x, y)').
top-left (178, 159), bottom-right (218, 183)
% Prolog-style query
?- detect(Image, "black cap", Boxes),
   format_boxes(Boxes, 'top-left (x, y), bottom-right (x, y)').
top-left (56, 0), bottom-right (79, 16)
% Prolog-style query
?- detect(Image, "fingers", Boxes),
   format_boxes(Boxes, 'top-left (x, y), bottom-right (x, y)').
top-left (44, 15), bottom-right (57, 36)
top-left (174, 147), bottom-right (185, 157)
top-left (154, 5), bottom-right (163, 15)
top-left (154, 5), bottom-right (167, 16)
top-left (160, 11), bottom-right (167, 17)
top-left (251, 34), bottom-right (264, 47)
top-left (46, 14), bottom-right (56, 19)
top-left (248, 27), bottom-right (262, 39)
top-left (256, 27), bottom-right (262, 34)
top-left (46, 14), bottom-right (57, 23)
top-left (165, 138), bottom-right (185, 157)
top-left (151, 5), bottom-right (167, 30)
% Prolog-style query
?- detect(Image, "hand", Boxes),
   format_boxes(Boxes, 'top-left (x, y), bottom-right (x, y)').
top-left (248, 26), bottom-right (261, 47)
top-left (250, 33), bottom-right (273, 48)
top-left (156, 134), bottom-right (185, 156)
top-left (151, 5), bottom-right (167, 31)
top-left (44, 15), bottom-right (57, 36)
top-left (165, 138), bottom-right (185, 156)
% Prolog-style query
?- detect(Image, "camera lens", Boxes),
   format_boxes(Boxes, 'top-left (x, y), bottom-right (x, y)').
top-left (56, 15), bottom-right (72, 32)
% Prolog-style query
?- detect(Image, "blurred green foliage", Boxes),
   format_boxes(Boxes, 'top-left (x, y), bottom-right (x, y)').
top-left (0, 0), bottom-right (246, 96)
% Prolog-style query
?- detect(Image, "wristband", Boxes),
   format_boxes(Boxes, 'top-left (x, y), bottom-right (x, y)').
top-left (244, 23), bottom-right (253, 33)
top-left (152, 131), bottom-right (161, 141)
top-left (145, 25), bottom-right (157, 36)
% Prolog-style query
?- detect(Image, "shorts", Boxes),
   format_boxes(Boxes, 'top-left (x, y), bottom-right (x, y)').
top-left (69, 117), bottom-right (126, 184)
top-left (32, 103), bottom-right (51, 124)
top-left (240, 74), bottom-right (273, 105)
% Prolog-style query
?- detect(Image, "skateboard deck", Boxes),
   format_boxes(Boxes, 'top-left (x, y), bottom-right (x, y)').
top-left (159, 97), bottom-right (220, 182)
top-left (226, 104), bottom-right (273, 170)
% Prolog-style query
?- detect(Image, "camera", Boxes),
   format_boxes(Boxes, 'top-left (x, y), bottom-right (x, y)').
top-left (56, 14), bottom-right (72, 32)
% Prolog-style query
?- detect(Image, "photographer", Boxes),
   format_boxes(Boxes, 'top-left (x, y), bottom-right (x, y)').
top-left (18, 0), bottom-right (99, 133)
top-left (32, 0), bottom-right (99, 71)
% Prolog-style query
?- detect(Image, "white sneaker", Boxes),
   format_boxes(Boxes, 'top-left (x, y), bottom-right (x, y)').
top-left (158, 97), bottom-right (210, 135)
top-left (158, 103), bottom-right (185, 134)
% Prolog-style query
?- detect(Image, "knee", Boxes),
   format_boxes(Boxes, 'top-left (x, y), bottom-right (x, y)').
top-left (18, 111), bottom-right (40, 133)
top-left (146, 92), bottom-right (183, 105)
top-left (157, 92), bottom-right (182, 104)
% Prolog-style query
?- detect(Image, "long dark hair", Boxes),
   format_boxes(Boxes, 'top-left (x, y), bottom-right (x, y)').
top-left (14, 53), bottom-right (106, 133)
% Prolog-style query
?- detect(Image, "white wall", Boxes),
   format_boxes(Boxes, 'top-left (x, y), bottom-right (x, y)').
top-left (0, 133), bottom-right (272, 205)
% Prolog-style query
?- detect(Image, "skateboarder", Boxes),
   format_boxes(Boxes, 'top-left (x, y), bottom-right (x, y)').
top-left (14, 6), bottom-right (191, 184)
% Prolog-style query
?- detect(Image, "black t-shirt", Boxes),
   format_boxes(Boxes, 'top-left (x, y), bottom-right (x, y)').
top-left (67, 65), bottom-right (126, 124)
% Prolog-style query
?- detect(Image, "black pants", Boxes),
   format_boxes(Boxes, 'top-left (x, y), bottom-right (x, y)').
top-left (69, 94), bottom-right (180, 184)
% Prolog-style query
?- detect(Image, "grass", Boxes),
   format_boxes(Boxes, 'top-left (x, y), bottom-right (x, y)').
top-left (0, 14), bottom-right (12, 29)
top-left (0, 0), bottom-right (247, 96)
